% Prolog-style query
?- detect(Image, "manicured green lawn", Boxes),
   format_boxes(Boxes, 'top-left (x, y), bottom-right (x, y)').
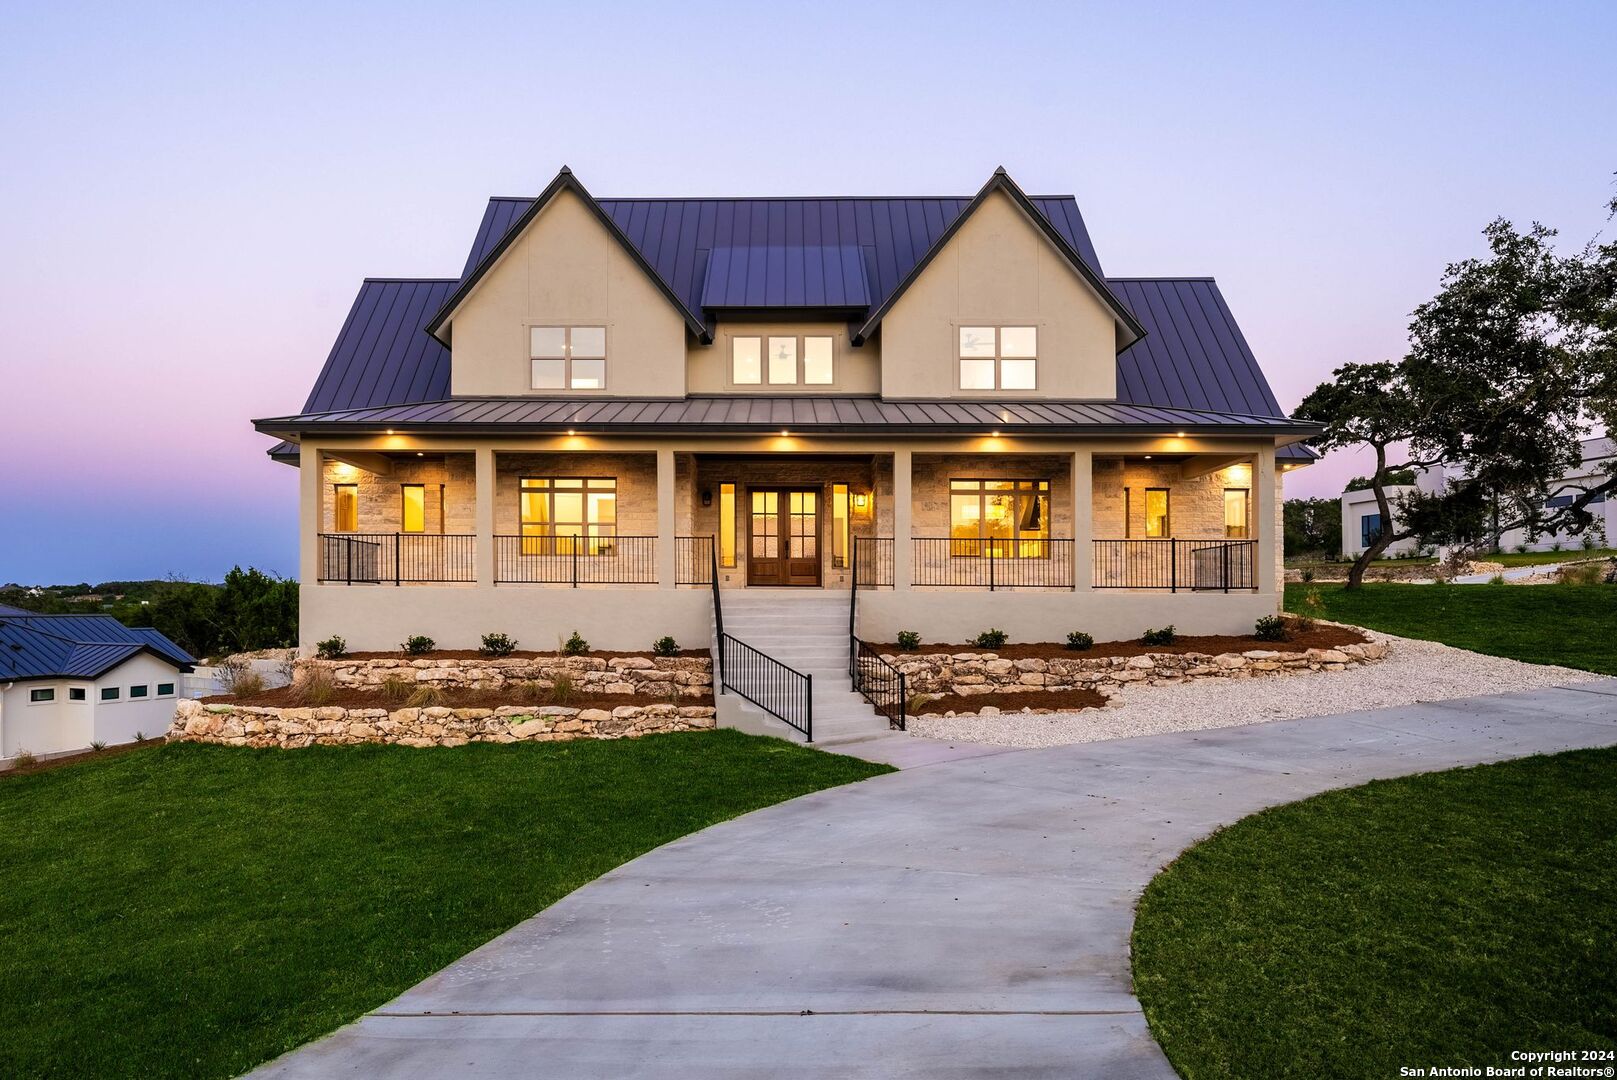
top-left (1493, 546), bottom-right (1617, 567)
top-left (1133, 748), bottom-right (1617, 1079)
top-left (1284, 582), bottom-right (1617, 675)
top-left (0, 734), bottom-right (890, 1079)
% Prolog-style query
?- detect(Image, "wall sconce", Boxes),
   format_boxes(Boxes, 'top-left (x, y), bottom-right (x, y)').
top-left (701, 488), bottom-right (713, 507)
top-left (853, 492), bottom-right (869, 511)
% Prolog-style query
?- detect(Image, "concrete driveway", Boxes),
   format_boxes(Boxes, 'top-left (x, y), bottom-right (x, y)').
top-left (253, 681), bottom-right (1617, 1079)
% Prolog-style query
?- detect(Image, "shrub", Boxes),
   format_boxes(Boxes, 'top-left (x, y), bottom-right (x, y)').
top-left (1581, 534), bottom-right (1598, 551)
top-left (651, 636), bottom-right (679, 657)
top-left (289, 668), bottom-right (335, 707)
top-left (479, 633), bottom-right (518, 658)
top-left (1065, 631), bottom-right (1094, 651)
top-left (406, 685), bottom-right (445, 708)
top-left (1252, 616), bottom-right (1287, 642)
top-left (1300, 568), bottom-right (1315, 583)
top-left (896, 630), bottom-right (922, 651)
top-left (514, 681), bottom-right (548, 705)
top-left (1488, 574), bottom-right (1507, 585)
top-left (401, 635), bottom-right (436, 656)
top-left (1514, 543), bottom-right (1530, 554)
top-left (11, 749), bottom-right (36, 771)
top-left (1295, 586), bottom-right (1326, 632)
top-left (1551, 541), bottom-right (1564, 552)
top-left (1605, 559), bottom-right (1617, 585)
top-left (1140, 625), bottom-right (1177, 647)
top-left (215, 657), bottom-right (265, 698)
top-left (380, 675), bottom-right (415, 704)
top-left (315, 635), bottom-right (347, 660)
top-left (972, 628), bottom-right (1008, 649)
top-left (548, 674), bottom-right (577, 705)
top-left (907, 692), bottom-right (937, 715)
top-left (133, 731), bottom-right (146, 742)
top-left (89, 740), bottom-right (107, 752)
top-left (1558, 562), bottom-right (1605, 586)
top-left (561, 631), bottom-right (590, 656)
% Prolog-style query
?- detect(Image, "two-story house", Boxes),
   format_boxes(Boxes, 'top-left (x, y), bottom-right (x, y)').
top-left (257, 166), bottom-right (1319, 674)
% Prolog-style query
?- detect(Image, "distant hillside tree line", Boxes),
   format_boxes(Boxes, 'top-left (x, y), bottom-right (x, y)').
top-left (1282, 498), bottom-right (1344, 559)
top-left (0, 567), bottom-right (297, 659)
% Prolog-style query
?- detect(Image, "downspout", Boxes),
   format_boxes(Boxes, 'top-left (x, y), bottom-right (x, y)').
top-left (0, 682), bottom-right (10, 761)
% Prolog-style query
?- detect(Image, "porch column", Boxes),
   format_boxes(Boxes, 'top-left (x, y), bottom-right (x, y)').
top-left (1255, 443), bottom-right (1277, 596)
top-left (656, 448), bottom-right (676, 589)
top-left (1070, 447), bottom-right (1093, 590)
top-left (892, 448), bottom-right (912, 590)
top-left (475, 447), bottom-right (495, 588)
top-left (298, 442), bottom-right (321, 588)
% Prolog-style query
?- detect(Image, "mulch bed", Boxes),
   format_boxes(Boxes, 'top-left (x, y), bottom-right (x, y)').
top-left (339, 649), bottom-right (709, 661)
top-left (2, 739), bottom-right (158, 780)
top-left (875, 624), bottom-right (1367, 660)
top-left (915, 688), bottom-right (1108, 714)
top-left (202, 686), bottom-right (713, 711)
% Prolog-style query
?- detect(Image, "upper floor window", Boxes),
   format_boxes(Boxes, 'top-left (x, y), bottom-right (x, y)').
top-left (959, 326), bottom-right (1037, 391)
top-left (732, 335), bottom-right (834, 386)
top-left (531, 326), bottom-right (606, 390)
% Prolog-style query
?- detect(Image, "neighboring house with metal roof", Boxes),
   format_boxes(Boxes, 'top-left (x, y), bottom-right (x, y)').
top-left (257, 165), bottom-right (1320, 683)
top-left (0, 609), bottom-right (195, 761)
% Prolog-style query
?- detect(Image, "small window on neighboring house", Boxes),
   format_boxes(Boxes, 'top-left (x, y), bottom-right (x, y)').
top-left (719, 483), bottom-right (737, 567)
top-left (1361, 513), bottom-right (1383, 548)
top-left (101, 686), bottom-right (120, 701)
top-left (530, 326), bottom-right (607, 390)
top-left (156, 682), bottom-right (175, 697)
top-left (959, 326), bottom-right (1037, 390)
top-left (334, 484), bottom-right (358, 532)
top-left (832, 484), bottom-right (850, 568)
top-left (129, 684), bottom-right (149, 699)
top-left (1144, 489), bottom-right (1170, 538)
top-left (401, 484), bottom-right (426, 533)
top-left (69, 687), bottom-right (87, 701)
top-left (1224, 488), bottom-right (1250, 538)
top-left (30, 688), bottom-right (55, 703)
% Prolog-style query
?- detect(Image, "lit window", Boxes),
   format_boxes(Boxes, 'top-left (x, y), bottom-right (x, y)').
top-left (157, 682), bottom-right (175, 697)
top-left (401, 485), bottom-right (426, 533)
top-left (1145, 489), bottom-right (1170, 538)
top-left (1224, 488), bottom-right (1249, 538)
top-left (334, 484), bottom-right (358, 532)
top-left (832, 483), bottom-right (850, 568)
top-left (69, 687), bottom-right (87, 701)
top-left (130, 684), bottom-right (149, 699)
top-left (530, 326), bottom-right (607, 390)
top-left (949, 479), bottom-right (1050, 557)
top-left (958, 326), bottom-right (1037, 390)
top-left (101, 686), bottom-right (120, 701)
top-left (803, 337), bottom-right (834, 384)
top-left (719, 483), bottom-right (737, 567)
top-left (520, 477), bottom-right (617, 555)
top-left (767, 337), bottom-right (798, 384)
top-left (30, 688), bottom-right (55, 703)
top-left (1123, 487), bottom-right (1132, 539)
top-left (732, 337), bottom-right (762, 384)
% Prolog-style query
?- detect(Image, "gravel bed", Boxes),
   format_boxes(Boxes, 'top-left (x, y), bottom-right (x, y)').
top-left (908, 630), bottom-right (1611, 749)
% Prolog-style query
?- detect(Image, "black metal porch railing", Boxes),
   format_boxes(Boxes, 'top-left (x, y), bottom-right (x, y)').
top-left (852, 639), bottom-right (907, 731)
top-left (318, 533), bottom-right (476, 584)
top-left (494, 535), bottom-right (657, 585)
top-left (719, 634), bottom-right (812, 741)
top-left (911, 537), bottom-right (1074, 589)
top-left (677, 536), bottom-right (715, 585)
top-left (852, 535), bottom-right (895, 588)
top-left (1091, 539), bottom-right (1257, 592)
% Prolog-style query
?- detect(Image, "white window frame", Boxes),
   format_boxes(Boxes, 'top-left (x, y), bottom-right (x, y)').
top-left (156, 681), bottom-right (176, 698)
top-left (729, 334), bottom-right (836, 388)
top-left (28, 686), bottom-right (57, 705)
top-left (529, 325), bottom-right (609, 391)
top-left (957, 325), bottom-right (1038, 391)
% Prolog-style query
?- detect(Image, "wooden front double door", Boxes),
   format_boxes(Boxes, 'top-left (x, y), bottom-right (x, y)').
top-left (747, 488), bottom-right (821, 586)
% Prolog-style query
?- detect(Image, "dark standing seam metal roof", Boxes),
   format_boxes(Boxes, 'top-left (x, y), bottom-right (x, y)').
top-left (0, 613), bottom-right (195, 682)
top-left (701, 244), bottom-right (872, 309)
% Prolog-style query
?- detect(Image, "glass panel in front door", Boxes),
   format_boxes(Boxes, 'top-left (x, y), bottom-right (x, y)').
top-left (790, 491), bottom-right (817, 557)
top-left (751, 491), bottom-right (778, 557)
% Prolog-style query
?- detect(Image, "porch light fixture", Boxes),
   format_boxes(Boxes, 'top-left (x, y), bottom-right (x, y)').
top-left (1176, 431), bottom-right (1186, 437)
top-left (1144, 454), bottom-right (1153, 460)
top-left (701, 488), bottom-right (713, 507)
top-left (779, 429), bottom-right (789, 437)
top-left (853, 492), bottom-right (869, 510)
top-left (567, 429), bottom-right (576, 435)
top-left (385, 429), bottom-right (395, 434)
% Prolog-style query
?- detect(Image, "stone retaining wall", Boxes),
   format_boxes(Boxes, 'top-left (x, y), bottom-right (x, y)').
top-left (890, 639), bottom-right (1390, 715)
top-left (309, 654), bottom-right (711, 696)
top-left (167, 697), bottom-right (716, 748)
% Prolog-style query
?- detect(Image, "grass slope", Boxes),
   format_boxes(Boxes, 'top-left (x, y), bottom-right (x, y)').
top-left (1284, 582), bottom-right (1617, 675)
top-left (1133, 748), bottom-right (1617, 1079)
top-left (0, 734), bottom-right (889, 1079)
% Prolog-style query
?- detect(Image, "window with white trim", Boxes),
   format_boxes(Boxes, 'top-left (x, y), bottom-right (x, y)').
top-left (30, 688), bottom-right (55, 703)
top-left (958, 326), bottom-right (1037, 390)
top-left (530, 326), bottom-right (607, 389)
top-left (731, 335), bottom-right (835, 386)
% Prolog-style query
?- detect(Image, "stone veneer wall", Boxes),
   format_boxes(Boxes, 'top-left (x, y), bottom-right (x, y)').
top-left (311, 654), bottom-right (712, 696)
top-left (169, 698), bottom-right (716, 748)
top-left (890, 639), bottom-right (1389, 716)
top-left (321, 454), bottom-right (477, 534)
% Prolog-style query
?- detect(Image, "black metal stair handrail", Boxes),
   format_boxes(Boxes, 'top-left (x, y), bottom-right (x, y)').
top-left (719, 633), bottom-right (812, 742)
top-left (852, 638), bottom-right (907, 731)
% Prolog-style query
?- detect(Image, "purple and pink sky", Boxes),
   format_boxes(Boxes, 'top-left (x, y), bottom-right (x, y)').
top-left (3, 1), bottom-right (1613, 584)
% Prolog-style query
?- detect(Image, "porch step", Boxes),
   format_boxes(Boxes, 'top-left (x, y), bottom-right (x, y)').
top-left (711, 591), bottom-right (890, 746)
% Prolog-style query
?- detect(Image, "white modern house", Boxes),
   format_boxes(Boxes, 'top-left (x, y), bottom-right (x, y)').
top-left (1339, 437), bottom-right (1615, 557)
top-left (0, 606), bottom-right (195, 763)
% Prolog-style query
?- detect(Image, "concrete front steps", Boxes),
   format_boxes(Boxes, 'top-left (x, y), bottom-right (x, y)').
top-left (711, 589), bottom-right (892, 746)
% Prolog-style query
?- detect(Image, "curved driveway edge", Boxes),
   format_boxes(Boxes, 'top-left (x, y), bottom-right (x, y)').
top-left (253, 681), bottom-right (1617, 1079)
